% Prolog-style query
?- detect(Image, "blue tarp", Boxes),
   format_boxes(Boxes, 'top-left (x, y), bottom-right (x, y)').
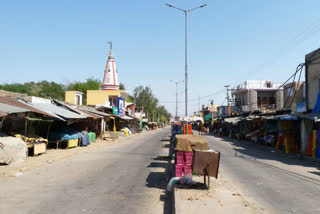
top-left (81, 131), bottom-right (90, 146)
top-left (279, 115), bottom-right (298, 120)
top-left (49, 130), bottom-right (78, 141)
top-left (312, 91), bottom-right (320, 113)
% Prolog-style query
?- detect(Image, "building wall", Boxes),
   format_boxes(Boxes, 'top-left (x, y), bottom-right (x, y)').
top-left (86, 90), bottom-right (121, 106)
top-left (283, 82), bottom-right (304, 109)
top-left (65, 91), bottom-right (76, 105)
top-left (248, 89), bottom-right (258, 111)
top-left (276, 89), bottom-right (284, 110)
top-left (237, 80), bottom-right (282, 90)
top-left (306, 49), bottom-right (320, 110)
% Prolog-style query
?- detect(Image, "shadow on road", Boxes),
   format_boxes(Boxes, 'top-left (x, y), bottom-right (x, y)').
top-left (146, 154), bottom-right (173, 214)
top-left (147, 162), bottom-right (168, 168)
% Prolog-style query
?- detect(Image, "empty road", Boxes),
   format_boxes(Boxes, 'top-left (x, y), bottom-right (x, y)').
top-left (0, 128), bottom-right (171, 214)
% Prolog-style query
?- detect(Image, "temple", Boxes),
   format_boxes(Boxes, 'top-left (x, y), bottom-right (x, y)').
top-left (101, 42), bottom-right (119, 90)
top-left (65, 43), bottom-right (128, 110)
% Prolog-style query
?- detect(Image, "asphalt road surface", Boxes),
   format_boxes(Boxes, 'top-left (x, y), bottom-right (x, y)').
top-left (0, 128), bottom-right (171, 214)
top-left (205, 134), bottom-right (320, 214)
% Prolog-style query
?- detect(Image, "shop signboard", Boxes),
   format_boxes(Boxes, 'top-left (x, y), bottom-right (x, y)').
top-left (139, 119), bottom-right (142, 130)
top-left (292, 102), bottom-right (306, 113)
top-left (112, 106), bottom-right (118, 115)
top-left (117, 97), bottom-right (125, 116)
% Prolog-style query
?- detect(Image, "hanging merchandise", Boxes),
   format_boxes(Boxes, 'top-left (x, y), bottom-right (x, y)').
top-left (113, 118), bottom-right (117, 133)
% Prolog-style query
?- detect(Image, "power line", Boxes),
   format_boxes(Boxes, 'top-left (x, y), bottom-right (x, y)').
top-left (159, 89), bottom-right (225, 104)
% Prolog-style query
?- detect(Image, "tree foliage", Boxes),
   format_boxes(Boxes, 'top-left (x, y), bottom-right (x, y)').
top-left (0, 81), bottom-right (65, 100)
top-left (134, 85), bottom-right (171, 122)
top-left (119, 83), bottom-right (125, 90)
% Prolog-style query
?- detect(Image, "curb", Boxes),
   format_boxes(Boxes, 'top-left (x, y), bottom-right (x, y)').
top-left (169, 154), bottom-right (176, 214)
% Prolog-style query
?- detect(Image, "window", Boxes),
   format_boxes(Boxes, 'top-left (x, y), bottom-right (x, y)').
top-left (266, 82), bottom-right (272, 88)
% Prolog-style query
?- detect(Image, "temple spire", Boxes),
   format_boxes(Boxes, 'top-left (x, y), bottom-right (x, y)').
top-left (101, 41), bottom-right (119, 90)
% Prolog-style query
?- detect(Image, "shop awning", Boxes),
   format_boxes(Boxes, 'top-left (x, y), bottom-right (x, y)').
top-left (261, 115), bottom-right (283, 120)
top-left (0, 102), bottom-right (30, 114)
top-left (204, 114), bottom-right (212, 120)
top-left (245, 115), bottom-right (261, 121)
top-left (224, 117), bottom-right (241, 124)
top-left (120, 115), bottom-right (133, 120)
top-left (30, 102), bottom-right (86, 120)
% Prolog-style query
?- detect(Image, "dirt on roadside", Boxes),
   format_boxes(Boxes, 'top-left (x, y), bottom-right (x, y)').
top-left (175, 171), bottom-right (266, 214)
top-left (0, 132), bottom-right (147, 182)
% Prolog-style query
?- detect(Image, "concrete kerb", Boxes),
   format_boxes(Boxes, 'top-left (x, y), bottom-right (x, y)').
top-left (167, 152), bottom-right (176, 214)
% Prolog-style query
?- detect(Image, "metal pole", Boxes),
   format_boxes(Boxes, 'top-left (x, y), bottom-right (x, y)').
top-left (166, 3), bottom-right (207, 135)
top-left (185, 11), bottom-right (189, 135)
top-left (176, 82), bottom-right (178, 119)
top-left (185, 11), bottom-right (188, 117)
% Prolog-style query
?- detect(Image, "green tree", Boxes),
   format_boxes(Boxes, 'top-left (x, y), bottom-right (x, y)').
top-left (119, 83), bottom-right (125, 90)
top-left (133, 85), bottom-right (171, 122)
top-left (67, 77), bottom-right (101, 104)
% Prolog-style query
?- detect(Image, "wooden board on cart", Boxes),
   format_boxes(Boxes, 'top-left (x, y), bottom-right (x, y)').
top-left (33, 143), bottom-right (47, 155)
top-left (192, 149), bottom-right (220, 178)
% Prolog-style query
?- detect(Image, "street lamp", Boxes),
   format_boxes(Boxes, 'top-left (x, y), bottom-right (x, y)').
top-left (170, 80), bottom-right (184, 120)
top-left (166, 3), bottom-right (207, 117)
top-left (166, 3), bottom-right (207, 134)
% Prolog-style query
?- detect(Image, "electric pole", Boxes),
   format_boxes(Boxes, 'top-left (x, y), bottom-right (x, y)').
top-left (225, 85), bottom-right (230, 106)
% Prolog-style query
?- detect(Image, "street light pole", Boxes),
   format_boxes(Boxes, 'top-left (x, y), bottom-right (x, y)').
top-left (166, 3), bottom-right (207, 117)
top-left (170, 80), bottom-right (184, 120)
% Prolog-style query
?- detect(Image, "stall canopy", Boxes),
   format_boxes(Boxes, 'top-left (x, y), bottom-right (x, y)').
top-left (29, 102), bottom-right (86, 120)
top-left (0, 102), bottom-right (29, 114)
top-left (245, 115), bottom-right (261, 121)
top-left (224, 117), bottom-right (242, 124)
top-left (0, 96), bottom-right (57, 118)
top-left (119, 115), bottom-right (133, 120)
top-left (77, 106), bottom-right (111, 117)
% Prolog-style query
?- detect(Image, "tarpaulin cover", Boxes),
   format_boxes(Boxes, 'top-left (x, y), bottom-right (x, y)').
top-left (88, 132), bottom-right (96, 142)
top-left (279, 114), bottom-right (298, 120)
top-left (14, 134), bottom-right (48, 144)
top-left (81, 131), bottom-right (90, 146)
top-left (49, 129), bottom-right (79, 141)
top-left (174, 135), bottom-right (209, 152)
top-left (76, 132), bottom-right (87, 147)
top-left (312, 91), bottom-right (320, 113)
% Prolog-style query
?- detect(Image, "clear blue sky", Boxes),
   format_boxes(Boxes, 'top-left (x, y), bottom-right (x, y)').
top-left (1, 0), bottom-right (320, 116)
